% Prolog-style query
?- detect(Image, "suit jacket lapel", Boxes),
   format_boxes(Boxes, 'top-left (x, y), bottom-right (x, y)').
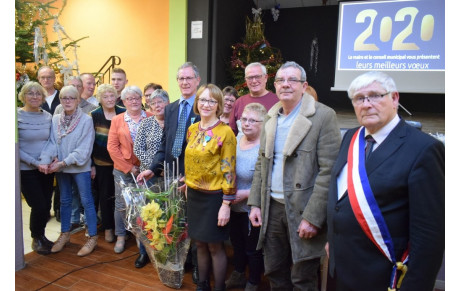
top-left (365, 119), bottom-right (407, 175)
top-left (168, 100), bottom-right (180, 130)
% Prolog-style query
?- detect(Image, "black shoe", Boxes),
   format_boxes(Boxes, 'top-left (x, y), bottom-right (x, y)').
top-left (32, 237), bottom-right (51, 255)
top-left (134, 254), bottom-right (150, 268)
top-left (55, 210), bottom-right (61, 222)
top-left (38, 235), bottom-right (54, 249)
top-left (192, 266), bottom-right (199, 284)
top-left (196, 280), bottom-right (210, 291)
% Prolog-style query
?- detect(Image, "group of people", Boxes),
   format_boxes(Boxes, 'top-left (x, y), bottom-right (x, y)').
top-left (18, 60), bottom-right (444, 291)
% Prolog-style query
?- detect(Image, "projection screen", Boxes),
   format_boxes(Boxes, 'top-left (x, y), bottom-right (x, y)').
top-left (332, 0), bottom-right (445, 93)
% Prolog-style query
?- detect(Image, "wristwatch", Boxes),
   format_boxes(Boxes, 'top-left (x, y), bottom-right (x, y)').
top-left (222, 200), bottom-right (231, 206)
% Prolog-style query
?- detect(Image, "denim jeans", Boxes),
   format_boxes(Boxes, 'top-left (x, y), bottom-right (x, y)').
top-left (71, 180), bottom-right (84, 224)
top-left (56, 171), bottom-right (98, 236)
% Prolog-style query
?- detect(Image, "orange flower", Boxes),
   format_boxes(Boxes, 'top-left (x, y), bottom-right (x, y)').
top-left (162, 215), bottom-right (174, 244)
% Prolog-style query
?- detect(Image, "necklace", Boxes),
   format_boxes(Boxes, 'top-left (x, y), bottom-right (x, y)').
top-left (199, 118), bottom-right (220, 130)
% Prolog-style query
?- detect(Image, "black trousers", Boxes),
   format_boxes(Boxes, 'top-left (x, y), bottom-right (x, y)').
top-left (229, 211), bottom-right (264, 284)
top-left (94, 165), bottom-right (115, 230)
top-left (20, 169), bottom-right (54, 238)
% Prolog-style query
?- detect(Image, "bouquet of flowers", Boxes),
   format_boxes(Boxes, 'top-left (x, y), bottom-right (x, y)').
top-left (121, 168), bottom-right (190, 289)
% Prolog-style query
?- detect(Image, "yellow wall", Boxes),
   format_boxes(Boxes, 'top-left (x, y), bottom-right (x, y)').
top-left (44, 0), bottom-right (171, 94)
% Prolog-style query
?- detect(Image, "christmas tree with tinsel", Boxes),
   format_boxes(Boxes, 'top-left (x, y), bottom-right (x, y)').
top-left (15, 0), bottom-right (87, 105)
top-left (229, 10), bottom-right (283, 96)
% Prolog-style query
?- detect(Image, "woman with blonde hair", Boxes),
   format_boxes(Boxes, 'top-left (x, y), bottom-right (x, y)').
top-left (18, 81), bottom-right (54, 255)
top-left (89, 84), bottom-right (126, 243)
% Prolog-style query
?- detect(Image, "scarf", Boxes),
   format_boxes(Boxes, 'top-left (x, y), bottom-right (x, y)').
top-left (57, 107), bottom-right (82, 144)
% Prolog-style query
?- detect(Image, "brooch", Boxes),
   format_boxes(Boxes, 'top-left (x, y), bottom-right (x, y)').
top-left (203, 130), bottom-right (214, 146)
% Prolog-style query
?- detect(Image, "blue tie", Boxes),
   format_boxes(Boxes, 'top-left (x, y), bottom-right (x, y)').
top-left (365, 135), bottom-right (376, 161)
top-left (172, 100), bottom-right (188, 158)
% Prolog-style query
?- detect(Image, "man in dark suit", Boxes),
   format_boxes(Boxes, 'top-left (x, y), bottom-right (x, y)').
top-left (138, 62), bottom-right (201, 179)
top-left (38, 65), bottom-right (61, 222)
top-left (137, 61), bottom-right (201, 282)
top-left (326, 71), bottom-right (444, 291)
top-left (38, 66), bottom-right (60, 115)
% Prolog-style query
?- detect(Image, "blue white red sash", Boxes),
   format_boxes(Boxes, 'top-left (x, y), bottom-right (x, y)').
top-left (347, 127), bottom-right (409, 290)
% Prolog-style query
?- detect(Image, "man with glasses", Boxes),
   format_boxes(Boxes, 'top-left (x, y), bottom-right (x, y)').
top-left (247, 61), bottom-right (341, 290)
top-left (81, 73), bottom-right (98, 106)
top-left (38, 66), bottom-right (61, 115)
top-left (54, 76), bottom-right (97, 115)
top-left (137, 62), bottom-right (201, 283)
top-left (326, 71), bottom-right (445, 291)
top-left (229, 62), bottom-right (279, 136)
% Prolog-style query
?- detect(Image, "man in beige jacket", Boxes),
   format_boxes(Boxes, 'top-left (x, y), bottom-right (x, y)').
top-left (248, 61), bottom-right (341, 290)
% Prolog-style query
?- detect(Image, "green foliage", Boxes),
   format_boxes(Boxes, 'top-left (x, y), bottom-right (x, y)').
top-left (229, 16), bottom-right (283, 96)
top-left (15, 0), bottom-right (88, 103)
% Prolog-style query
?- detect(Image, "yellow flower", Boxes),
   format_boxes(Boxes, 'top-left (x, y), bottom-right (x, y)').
top-left (144, 219), bottom-right (158, 231)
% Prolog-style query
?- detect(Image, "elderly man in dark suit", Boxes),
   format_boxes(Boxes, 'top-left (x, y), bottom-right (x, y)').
top-left (137, 61), bottom-right (201, 282)
top-left (38, 66), bottom-right (61, 115)
top-left (326, 71), bottom-right (445, 291)
top-left (38, 65), bottom-right (61, 221)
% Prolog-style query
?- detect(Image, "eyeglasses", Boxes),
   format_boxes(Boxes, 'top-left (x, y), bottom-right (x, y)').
top-left (149, 100), bottom-right (165, 106)
top-left (126, 97), bottom-right (142, 103)
top-left (25, 91), bottom-right (42, 98)
top-left (351, 92), bottom-right (390, 106)
top-left (198, 98), bottom-right (218, 106)
top-left (241, 117), bottom-right (263, 125)
top-left (38, 76), bottom-right (55, 80)
top-left (177, 76), bottom-right (196, 83)
top-left (60, 97), bottom-right (78, 102)
top-left (245, 75), bottom-right (264, 81)
top-left (274, 78), bottom-right (305, 85)
top-left (224, 98), bottom-right (235, 103)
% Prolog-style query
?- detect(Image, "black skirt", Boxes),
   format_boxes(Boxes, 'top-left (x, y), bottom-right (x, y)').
top-left (187, 187), bottom-right (229, 243)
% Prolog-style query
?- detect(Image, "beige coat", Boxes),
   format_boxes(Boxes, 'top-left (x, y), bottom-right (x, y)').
top-left (247, 93), bottom-right (341, 263)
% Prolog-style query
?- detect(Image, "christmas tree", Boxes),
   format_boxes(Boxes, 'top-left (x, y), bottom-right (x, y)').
top-left (229, 10), bottom-right (283, 96)
top-left (15, 0), bottom-right (87, 105)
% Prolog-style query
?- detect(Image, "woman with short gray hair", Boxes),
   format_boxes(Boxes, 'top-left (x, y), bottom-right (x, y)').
top-left (39, 85), bottom-right (98, 257)
top-left (107, 85), bottom-right (153, 266)
top-left (134, 89), bottom-right (170, 174)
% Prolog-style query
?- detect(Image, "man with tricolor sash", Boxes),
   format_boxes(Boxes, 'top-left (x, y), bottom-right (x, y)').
top-left (326, 71), bottom-right (445, 291)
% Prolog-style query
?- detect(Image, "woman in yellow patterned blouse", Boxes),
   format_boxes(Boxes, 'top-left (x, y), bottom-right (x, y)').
top-left (184, 84), bottom-right (236, 291)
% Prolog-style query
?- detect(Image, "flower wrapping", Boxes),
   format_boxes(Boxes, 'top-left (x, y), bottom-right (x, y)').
top-left (121, 174), bottom-right (190, 289)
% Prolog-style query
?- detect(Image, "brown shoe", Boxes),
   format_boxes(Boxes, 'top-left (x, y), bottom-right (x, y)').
top-left (77, 235), bottom-right (98, 256)
top-left (51, 232), bottom-right (70, 253)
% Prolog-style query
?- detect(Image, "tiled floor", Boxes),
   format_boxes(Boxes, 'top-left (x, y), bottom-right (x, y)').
top-left (21, 196), bottom-right (61, 254)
